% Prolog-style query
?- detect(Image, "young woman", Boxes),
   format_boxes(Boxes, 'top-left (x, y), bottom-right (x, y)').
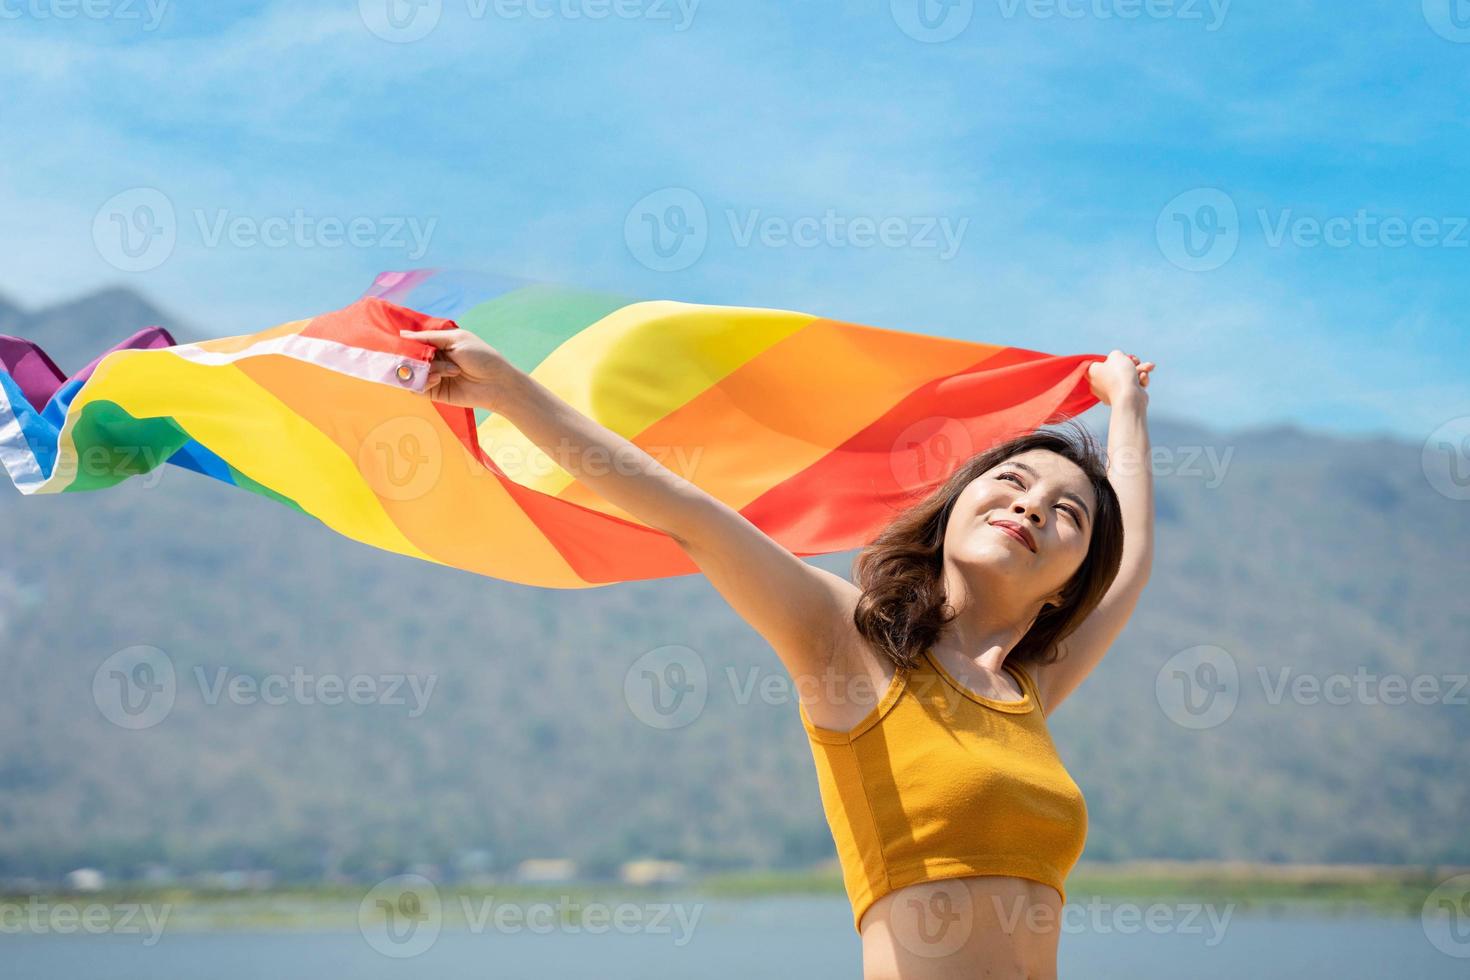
top-left (405, 323), bottom-right (1154, 979)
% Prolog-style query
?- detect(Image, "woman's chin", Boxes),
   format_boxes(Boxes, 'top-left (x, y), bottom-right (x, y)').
top-left (951, 547), bottom-right (1028, 581)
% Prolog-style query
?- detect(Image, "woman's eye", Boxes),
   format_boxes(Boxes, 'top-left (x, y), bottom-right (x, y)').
top-left (998, 472), bottom-right (1022, 485)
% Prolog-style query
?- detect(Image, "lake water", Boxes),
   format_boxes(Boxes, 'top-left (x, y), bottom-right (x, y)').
top-left (2, 897), bottom-right (1464, 978)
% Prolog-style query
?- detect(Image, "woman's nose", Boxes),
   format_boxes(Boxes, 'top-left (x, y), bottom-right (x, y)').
top-left (1012, 501), bottom-right (1044, 526)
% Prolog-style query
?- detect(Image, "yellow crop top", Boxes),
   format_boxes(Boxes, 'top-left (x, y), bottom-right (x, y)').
top-left (799, 648), bottom-right (1088, 933)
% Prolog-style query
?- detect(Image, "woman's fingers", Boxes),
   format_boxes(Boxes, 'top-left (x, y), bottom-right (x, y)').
top-left (400, 328), bottom-right (460, 347)
top-left (426, 355), bottom-right (461, 387)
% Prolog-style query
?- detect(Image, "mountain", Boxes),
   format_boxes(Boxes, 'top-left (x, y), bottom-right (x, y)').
top-left (1, 286), bottom-right (1466, 881)
top-left (0, 285), bottom-right (195, 374)
top-left (0, 294), bottom-right (23, 327)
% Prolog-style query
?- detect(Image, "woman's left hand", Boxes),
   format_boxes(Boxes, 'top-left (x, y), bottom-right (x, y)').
top-left (1087, 349), bottom-right (1154, 406)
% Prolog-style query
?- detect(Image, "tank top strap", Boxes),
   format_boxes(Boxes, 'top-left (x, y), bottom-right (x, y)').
top-left (799, 659), bottom-right (911, 744)
top-left (1004, 660), bottom-right (1045, 718)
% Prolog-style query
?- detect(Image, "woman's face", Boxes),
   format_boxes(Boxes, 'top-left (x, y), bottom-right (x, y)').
top-left (941, 449), bottom-right (1098, 608)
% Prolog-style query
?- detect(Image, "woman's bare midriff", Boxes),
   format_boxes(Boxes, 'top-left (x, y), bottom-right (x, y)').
top-left (858, 875), bottom-right (1063, 979)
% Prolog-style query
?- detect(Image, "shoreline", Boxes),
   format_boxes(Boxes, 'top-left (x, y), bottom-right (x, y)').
top-left (4, 861), bottom-right (1463, 930)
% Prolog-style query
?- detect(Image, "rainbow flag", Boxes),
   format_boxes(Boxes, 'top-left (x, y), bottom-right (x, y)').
top-left (0, 269), bottom-right (1103, 588)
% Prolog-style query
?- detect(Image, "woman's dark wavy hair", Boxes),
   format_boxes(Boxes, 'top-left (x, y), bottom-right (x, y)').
top-left (853, 421), bottom-right (1124, 671)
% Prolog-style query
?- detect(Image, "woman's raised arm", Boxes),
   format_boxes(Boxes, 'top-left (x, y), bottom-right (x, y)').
top-left (1033, 351), bottom-right (1156, 712)
top-left (405, 327), bottom-right (868, 713)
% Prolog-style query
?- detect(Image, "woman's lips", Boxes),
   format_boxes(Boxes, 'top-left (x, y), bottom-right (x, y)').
top-left (990, 521), bottom-right (1036, 552)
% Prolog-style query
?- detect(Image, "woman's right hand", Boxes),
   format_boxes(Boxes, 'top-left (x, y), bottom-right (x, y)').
top-left (398, 327), bottom-right (516, 409)
top-left (1087, 348), bottom-right (1153, 407)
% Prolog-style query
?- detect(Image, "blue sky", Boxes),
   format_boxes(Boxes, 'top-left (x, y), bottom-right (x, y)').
top-left (1, 0), bottom-right (1467, 442)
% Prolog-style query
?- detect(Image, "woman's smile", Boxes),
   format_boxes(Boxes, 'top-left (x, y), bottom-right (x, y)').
top-left (989, 519), bottom-right (1037, 553)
